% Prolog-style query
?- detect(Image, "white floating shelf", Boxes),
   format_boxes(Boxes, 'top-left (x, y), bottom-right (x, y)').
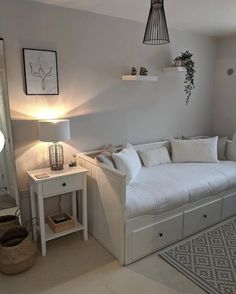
top-left (122, 75), bottom-right (158, 82)
top-left (164, 67), bottom-right (186, 72)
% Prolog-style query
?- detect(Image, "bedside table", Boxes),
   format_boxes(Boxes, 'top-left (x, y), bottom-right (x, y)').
top-left (27, 166), bottom-right (88, 256)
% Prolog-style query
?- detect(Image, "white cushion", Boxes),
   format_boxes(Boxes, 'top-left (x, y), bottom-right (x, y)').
top-left (182, 135), bottom-right (228, 161)
top-left (171, 137), bottom-right (219, 163)
top-left (139, 146), bottom-right (171, 167)
top-left (112, 143), bottom-right (141, 184)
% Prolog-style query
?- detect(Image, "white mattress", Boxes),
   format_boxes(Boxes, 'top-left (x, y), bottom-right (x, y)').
top-left (126, 161), bottom-right (236, 219)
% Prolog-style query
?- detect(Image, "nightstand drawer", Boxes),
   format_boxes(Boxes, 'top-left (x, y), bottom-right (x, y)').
top-left (42, 174), bottom-right (83, 196)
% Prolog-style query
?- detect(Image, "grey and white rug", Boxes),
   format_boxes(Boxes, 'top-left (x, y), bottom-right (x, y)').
top-left (160, 217), bottom-right (236, 294)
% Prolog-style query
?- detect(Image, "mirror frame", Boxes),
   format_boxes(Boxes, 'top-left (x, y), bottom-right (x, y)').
top-left (0, 37), bottom-right (19, 209)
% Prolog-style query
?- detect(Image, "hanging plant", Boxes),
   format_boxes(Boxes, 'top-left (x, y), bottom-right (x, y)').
top-left (174, 51), bottom-right (196, 105)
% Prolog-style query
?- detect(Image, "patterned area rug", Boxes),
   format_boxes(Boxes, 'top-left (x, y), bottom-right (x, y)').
top-left (160, 217), bottom-right (236, 294)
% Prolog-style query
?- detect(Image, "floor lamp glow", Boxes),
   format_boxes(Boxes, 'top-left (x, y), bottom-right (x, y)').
top-left (38, 120), bottom-right (71, 171)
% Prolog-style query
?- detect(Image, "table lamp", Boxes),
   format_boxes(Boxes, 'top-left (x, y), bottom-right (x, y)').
top-left (38, 120), bottom-right (71, 171)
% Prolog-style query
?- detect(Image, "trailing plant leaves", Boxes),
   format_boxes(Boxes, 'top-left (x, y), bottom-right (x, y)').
top-left (175, 51), bottom-right (196, 105)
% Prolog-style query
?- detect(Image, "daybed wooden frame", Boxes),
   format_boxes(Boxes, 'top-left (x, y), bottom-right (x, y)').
top-left (77, 140), bottom-right (236, 265)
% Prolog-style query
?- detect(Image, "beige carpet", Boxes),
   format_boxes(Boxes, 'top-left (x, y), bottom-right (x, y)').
top-left (0, 233), bottom-right (205, 294)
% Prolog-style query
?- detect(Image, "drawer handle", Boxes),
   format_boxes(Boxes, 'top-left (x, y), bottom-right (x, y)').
top-left (159, 233), bottom-right (163, 238)
top-left (62, 183), bottom-right (67, 187)
top-left (203, 214), bottom-right (207, 219)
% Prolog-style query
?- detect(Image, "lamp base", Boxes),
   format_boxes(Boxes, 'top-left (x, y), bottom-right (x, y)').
top-left (49, 143), bottom-right (64, 171)
top-left (51, 164), bottom-right (64, 171)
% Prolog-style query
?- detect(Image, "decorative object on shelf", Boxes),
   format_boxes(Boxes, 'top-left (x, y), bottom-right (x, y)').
top-left (174, 57), bottom-right (185, 67)
top-left (48, 212), bottom-right (74, 233)
top-left (140, 67), bottom-right (148, 76)
top-left (227, 68), bottom-right (234, 76)
top-left (22, 48), bottom-right (59, 95)
top-left (48, 186), bottom-right (75, 234)
top-left (38, 119), bottom-right (71, 171)
top-left (0, 227), bottom-right (37, 275)
top-left (174, 51), bottom-right (196, 105)
top-left (143, 0), bottom-right (170, 45)
top-left (131, 67), bottom-right (137, 75)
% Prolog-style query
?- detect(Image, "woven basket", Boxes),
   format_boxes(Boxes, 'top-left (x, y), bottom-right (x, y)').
top-left (0, 215), bottom-right (20, 238)
top-left (0, 228), bottom-right (37, 275)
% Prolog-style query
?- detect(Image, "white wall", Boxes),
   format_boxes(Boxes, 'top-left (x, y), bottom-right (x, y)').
top-left (212, 35), bottom-right (236, 138)
top-left (0, 0), bottom-right (217, 189)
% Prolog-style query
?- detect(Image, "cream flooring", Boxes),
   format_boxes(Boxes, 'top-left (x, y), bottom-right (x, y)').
top-left (0, 233), bottom-right (205, 294)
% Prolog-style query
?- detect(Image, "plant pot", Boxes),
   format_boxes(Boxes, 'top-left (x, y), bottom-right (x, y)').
top-left (0, 215), bottom-right (20, 238)
top-left (174, 58), bottom-right (185, 67)
top-left (0, 227), bottom-right (37, 275)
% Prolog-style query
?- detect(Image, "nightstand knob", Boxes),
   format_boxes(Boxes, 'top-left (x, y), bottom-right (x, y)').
top-left (203, 214), bottom-right (207, 219)
top-left (62, 183), bottom-right (66, 187)
top-left (159, 233), bottom-right (163, 238)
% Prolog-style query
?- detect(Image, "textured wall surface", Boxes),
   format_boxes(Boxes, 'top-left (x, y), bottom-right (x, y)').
top-left (0, 0), bottom-right (216, 189)
top-left (212, 36), bottom-right (236, 138)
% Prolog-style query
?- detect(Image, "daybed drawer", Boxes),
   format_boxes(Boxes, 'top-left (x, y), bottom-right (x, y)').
top-left (42, 174), bottom-right (83, 196)
top-left (183, 199), bottom-right (221, 237)
top-left (222, 193), bottom-right (236, 219)
top-left (131, 214), bottom-right (183, 260)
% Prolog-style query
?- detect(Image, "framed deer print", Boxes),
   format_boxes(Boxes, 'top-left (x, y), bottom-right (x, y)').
top-left (22, 48), bottom-right (59, 95)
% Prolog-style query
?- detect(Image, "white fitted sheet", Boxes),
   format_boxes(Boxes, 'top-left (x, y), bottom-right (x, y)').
top-left (126, 161), bottom-right (236, 219)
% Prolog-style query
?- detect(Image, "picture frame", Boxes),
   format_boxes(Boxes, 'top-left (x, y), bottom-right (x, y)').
top-left (22, 48), bottom-right (59, 95)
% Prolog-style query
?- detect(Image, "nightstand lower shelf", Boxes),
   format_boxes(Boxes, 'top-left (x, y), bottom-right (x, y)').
top-left (36, 221), bottom-right (84, 242)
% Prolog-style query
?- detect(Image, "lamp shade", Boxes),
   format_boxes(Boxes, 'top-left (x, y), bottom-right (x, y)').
top-left (0, 130), bottom-right (5, 152)
top-left (143, 0), bottom-right (170, 45)
top-left (38, 120), bottom-right (71, 143)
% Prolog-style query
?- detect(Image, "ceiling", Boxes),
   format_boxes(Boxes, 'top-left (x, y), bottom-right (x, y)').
top-left (32, 0), bottom-right (236, 37)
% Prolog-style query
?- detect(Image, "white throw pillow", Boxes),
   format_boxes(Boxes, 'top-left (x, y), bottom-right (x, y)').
top-left (139, 146), bottom-right (171, 167)
top-left (112, 143), bottom-right (141, 184)
top-left (171, 137), bottom-right (219, 163)
top-left (182, 135), bottom-right (227, 161)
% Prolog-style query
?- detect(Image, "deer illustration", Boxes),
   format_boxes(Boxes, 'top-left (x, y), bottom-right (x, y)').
top-left (29, 58), bottom-right (53, 91)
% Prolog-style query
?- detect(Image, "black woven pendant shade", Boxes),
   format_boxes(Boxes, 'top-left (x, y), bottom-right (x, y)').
top-left (143, 0), bottom-right (170, 45)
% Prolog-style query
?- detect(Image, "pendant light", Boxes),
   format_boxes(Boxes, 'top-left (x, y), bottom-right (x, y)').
top-left (143, 0), bottom-right (170, 45)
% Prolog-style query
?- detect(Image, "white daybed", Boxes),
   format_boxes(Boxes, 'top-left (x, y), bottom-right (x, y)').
top-left (77, 140), bottom-right (236, 265)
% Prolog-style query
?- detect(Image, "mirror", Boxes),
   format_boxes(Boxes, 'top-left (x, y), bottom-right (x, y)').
top-left (0, 38), bottom-right (19, 213)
